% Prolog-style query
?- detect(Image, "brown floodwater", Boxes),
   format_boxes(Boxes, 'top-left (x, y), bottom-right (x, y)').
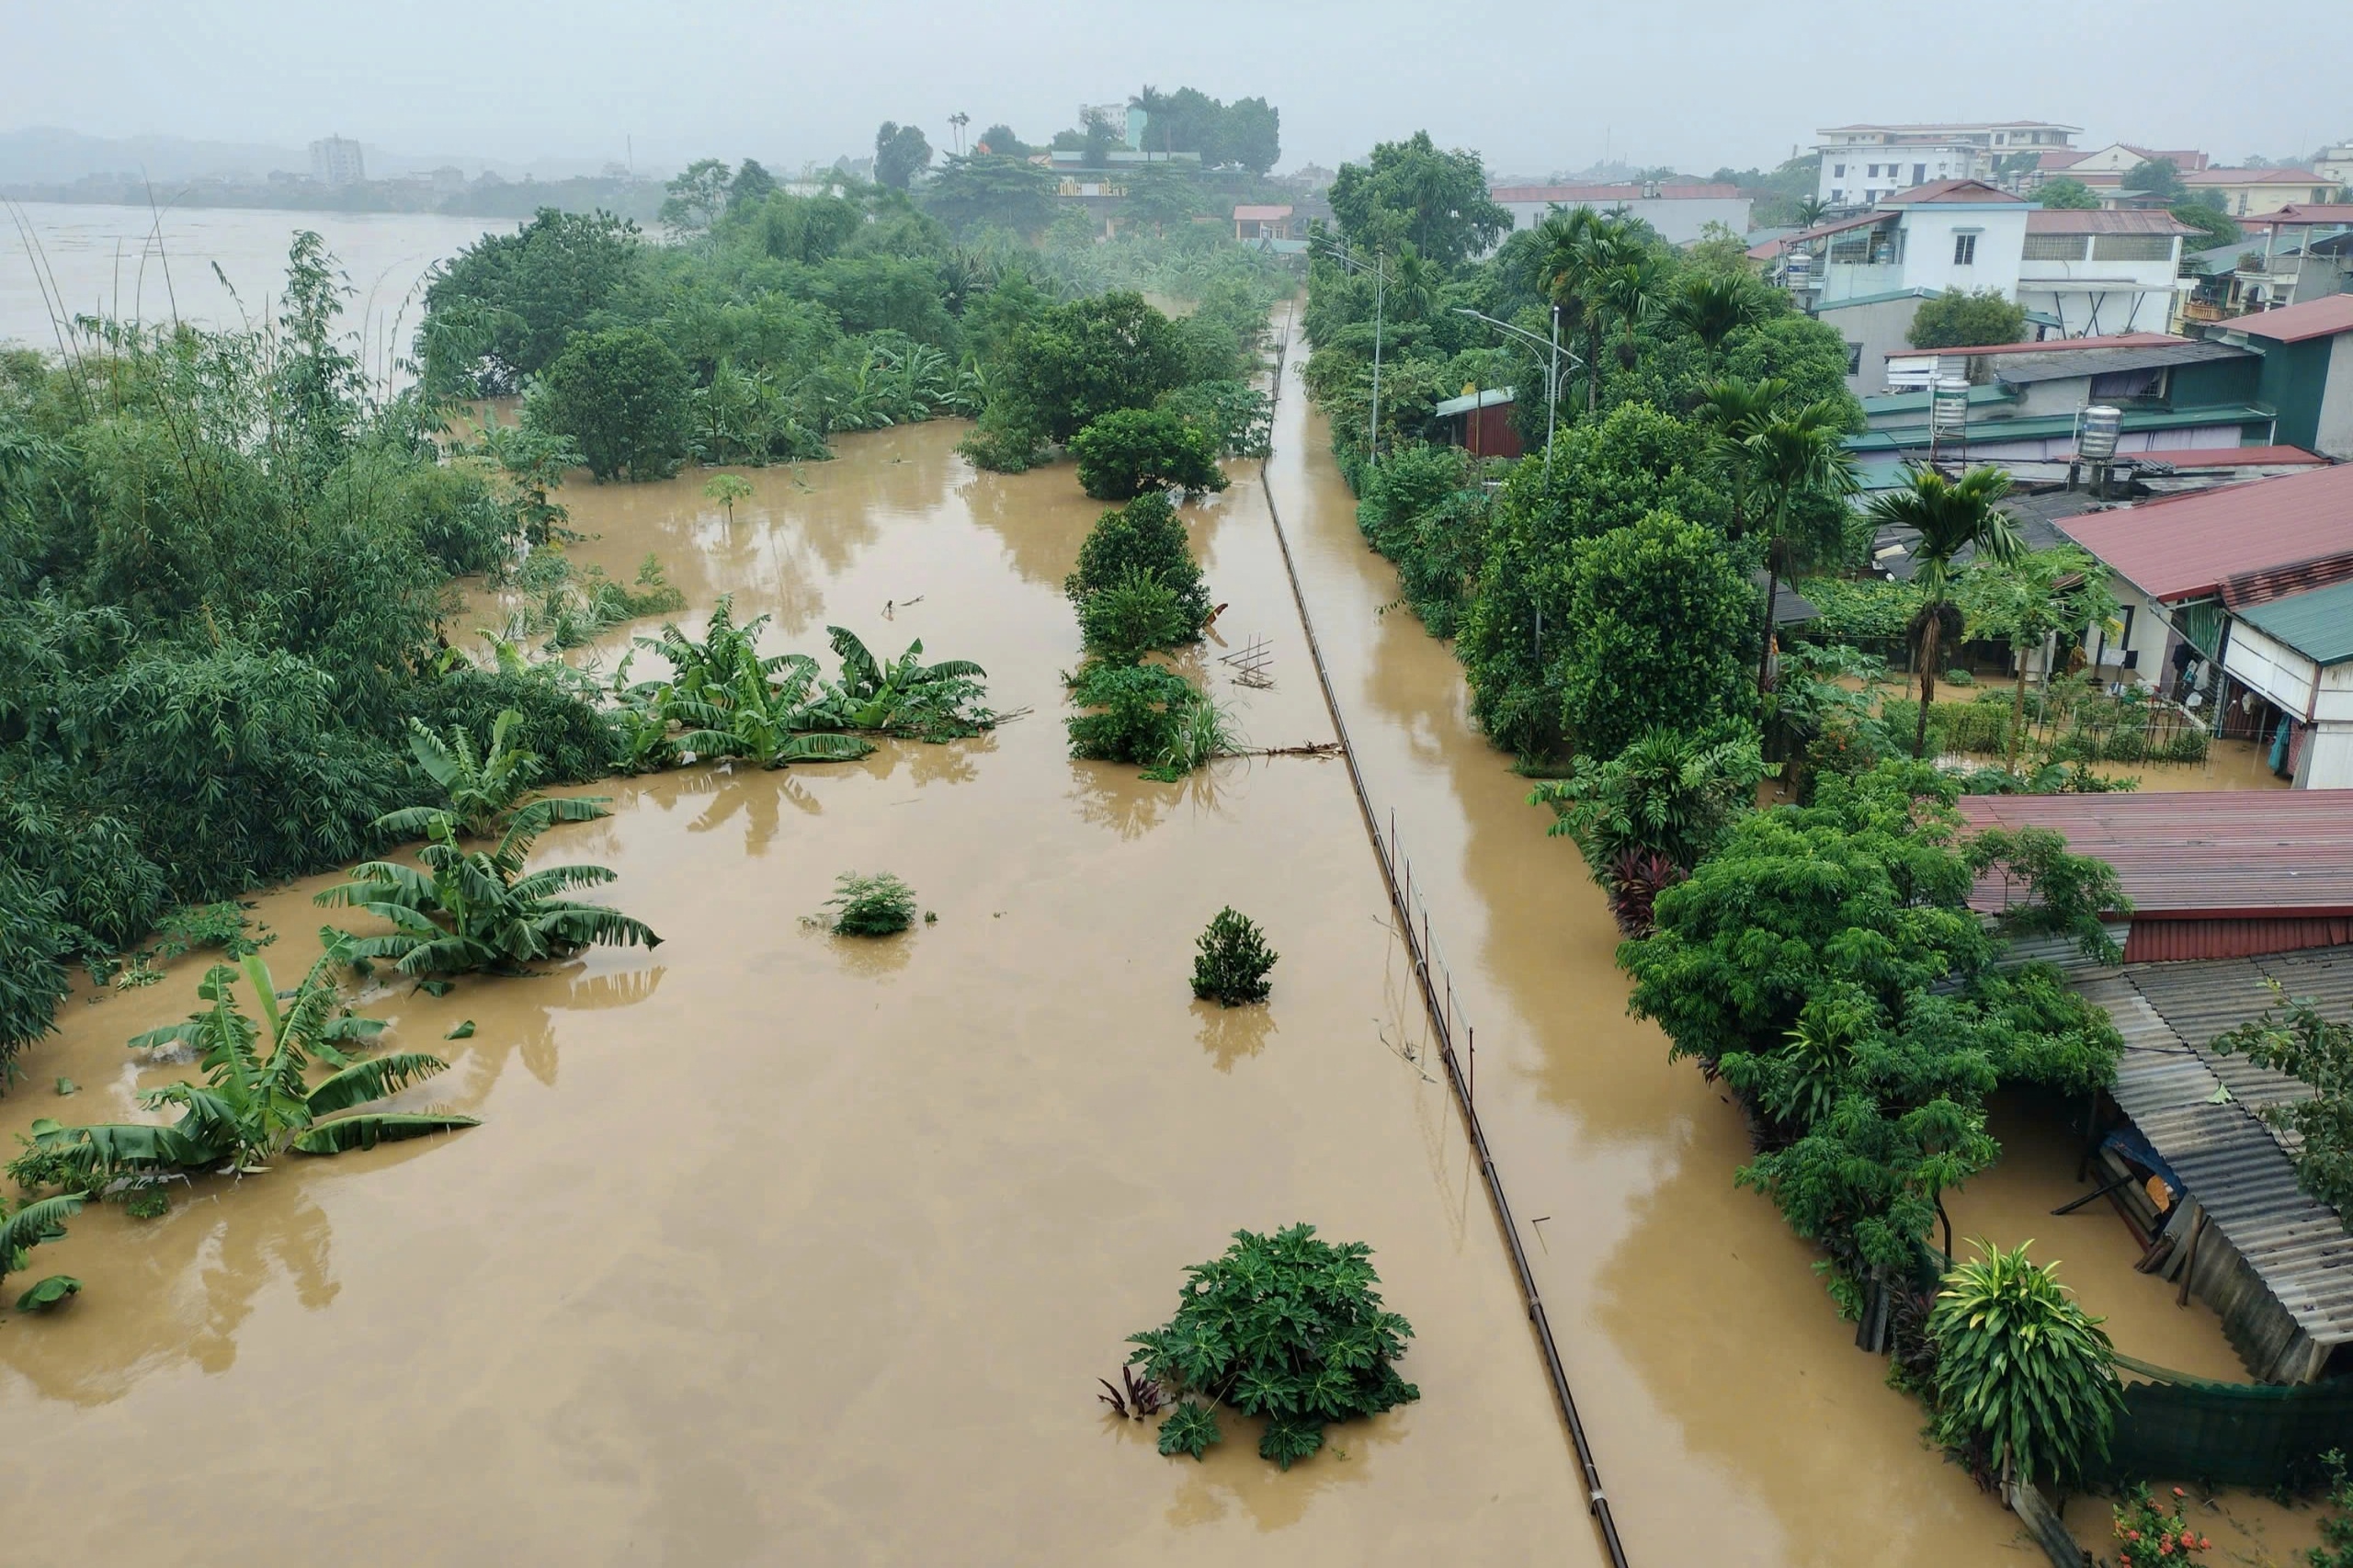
top-left (1, 421), bottom-right (1603, 1561)
top-left (4, 312), bottom-right (2296, 1563)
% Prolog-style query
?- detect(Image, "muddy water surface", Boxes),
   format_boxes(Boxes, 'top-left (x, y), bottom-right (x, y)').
top-left (2, 425), bottom-right (1599, 1561)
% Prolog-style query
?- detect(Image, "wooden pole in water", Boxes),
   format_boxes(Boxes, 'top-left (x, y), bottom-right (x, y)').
top-left (2177, 1209), bottom-right (2208, 1308)
top-left (1468, 1022), bottom-right (1475, 1106)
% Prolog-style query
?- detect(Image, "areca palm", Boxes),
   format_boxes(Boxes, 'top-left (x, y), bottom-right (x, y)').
top-left (1532, 209), bottom-right (1612, 414)
top-left (10, 955), bottom-right (472, 1190)
top-left (377, 708), bottom-right (612, 840)
top-left (317, 813), bottom-right (661, 979)
top-left (1692, 376), bottom-right (1789, 539)
top-left (1746, 401), bottom-right (1862, 692)
top-left (1666, 271), bottom-right (1771, 351)
top-left (1865, 464), bottom-right (2024, 757)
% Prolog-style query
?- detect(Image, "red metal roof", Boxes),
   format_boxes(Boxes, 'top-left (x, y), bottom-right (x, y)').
top-left (2123, 917), bottom-right (2353, 963)
top-left (2135, 445), bottom-right (2325, 469)
top-left (2025, 209), bottom-right (2196, 235)
top-left (2252, 205), bottom-right (2353, 228)
top-left (1881, 178), bottom-right (2025, 205)
top-left (2222, 295), bottom-right (2353, 344)
top-left (2187, 167), bottom-right (2327, 186)
top-left (1956, 792), bottom-right (2353, 919)
top-left (2057, 463), bottom-right (2353, 601)
top-left (2038, 151), bottom-right (2091, 171)
top-left (1490, 183), bottom-right (1741, 202)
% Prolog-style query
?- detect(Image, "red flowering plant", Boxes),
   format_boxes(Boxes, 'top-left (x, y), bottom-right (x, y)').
top-left (2111, 1484), bottom-right (2211, 1566)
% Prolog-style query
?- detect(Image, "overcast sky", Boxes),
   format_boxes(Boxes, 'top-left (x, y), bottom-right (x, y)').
top-left (9, 0), bottom-right (2351, 176)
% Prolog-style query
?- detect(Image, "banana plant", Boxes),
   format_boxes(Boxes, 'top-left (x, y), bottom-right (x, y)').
top-left (662, 647), bottom-right (875, 769)
top-left (317, 812), bottom-right (661, 979)
top-left (1, 1194), bottom-right (83, 1290)
top-left (376, 708), bottom-right (612, 840)
top-left (6, 955), bottom-right (473, 1191)
top-left (810, 626), bottom-right (992, 741)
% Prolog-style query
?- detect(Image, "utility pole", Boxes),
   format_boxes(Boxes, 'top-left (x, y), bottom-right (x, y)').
top-left (1369, 247), bottom-right (1385, 468)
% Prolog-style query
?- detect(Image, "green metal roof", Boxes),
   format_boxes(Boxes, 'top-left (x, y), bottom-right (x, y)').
top-left (1846, 402), bottom-right (2276, 453)
top-left (2235, 579), bottom-right (2353, 666)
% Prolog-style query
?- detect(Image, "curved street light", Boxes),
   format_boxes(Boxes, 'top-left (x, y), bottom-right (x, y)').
top-left (1452, 305), bottom-right (1584, 477)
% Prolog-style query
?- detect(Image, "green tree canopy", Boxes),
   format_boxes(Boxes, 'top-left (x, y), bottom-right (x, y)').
top-left (1071, 407), bottom-right (1228, 500)
top-left (421, 208), bottom-right (644, 393)
top-left (1558, 512), bottom-right (1757, 757)
top-left (2038, 176), bottom-right (2101, 210)
top-left (924, 153), bottom-right (1059, 236)
top-left (527, 325), bottom-right (694, 482)
top-left (661, 158), bottom-right (733, 231)
top-left (874, 121), bottom-right (934, 189)
top-left (2124, 157), bottom-right (2186, 201)
top-left (962, 290), bottom-right (1190, 467)
top-left (1907, 290), bottom-right (2028, 351)
top-left (1329, 131), bottom-right (1513, 268)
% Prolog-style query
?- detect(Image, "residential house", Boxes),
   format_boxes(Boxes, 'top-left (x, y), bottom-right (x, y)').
top-left (2033, 142), bottom-right (2211, 198)
top-left (2183, 167), bottom-right (2340, 218)
top-left (1813, 120), bottom-right (2079, 210)
top-left (2016, 209), bottom-right (2198, 335)
top-left (1233, 204), bottom-right (1297, 242)
top-left (2229, 205), bottom-right (2353, 312)
top-left (1488, 182), bottom-right (1751, 246)
top-left (2317, 142), bottom-right (2353, 188)
top-left (2210, 295), bottom-right (2353, 459)
top-left (1856, 334), bottom-right (2272, 460)
top-left (2056, 462), bottom-right (2353, 780)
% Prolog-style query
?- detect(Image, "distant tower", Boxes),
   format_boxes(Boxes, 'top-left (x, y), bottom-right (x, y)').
top-left (308, 136), bottom-right (366, 187)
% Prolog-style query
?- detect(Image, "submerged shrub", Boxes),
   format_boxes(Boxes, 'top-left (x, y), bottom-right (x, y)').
top-left (1066, 663), bottom-right (1199, 766)
top-left (1128, 1223), bottom-right (1417, 1468)
top-left (1065, 491), bottom-right (1211, 637)
top-left (1191, 906), bottom-right (1277, 1006)
top-left (824, 872), bottom-right (918, 937)
top-left (1078, 567), bottom-right (1190, 665)
top-left (1071, 406), bottom-right (1228, 501)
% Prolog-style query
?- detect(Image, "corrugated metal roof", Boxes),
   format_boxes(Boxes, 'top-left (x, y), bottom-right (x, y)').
top-left (2134, 446), bottom-right (2325, 471)
top-left (2025, 210), bottom-right (2199, 235)
top-left (1881, 178), bottom-right (2026, 205)
top-left (2188, 167), bottom-right (2329, 186)
top-left (2057, 464), bottom-right (2353, 602)
top-left (1896, 333), bottom-right (2185, 360)
top-left (1991, 340), bottom-right (2252, 385)
top-left (2222, 295), bottom-right (2353, 345)
top-left (2083, 949), bottom-right (2353, 1349)
top-left (1955, 792), bottom-right (2353, 918)
top-left (2253, 205), bottom-right (2353, 228)
top-left (2236, 579), bottom-right (2353, 666)
top-left (2126, 917), bottom-right (2353, 963)
top-left (1432, 387), bottom-right (1515, 417)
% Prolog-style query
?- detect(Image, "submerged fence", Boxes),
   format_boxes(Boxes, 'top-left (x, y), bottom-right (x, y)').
top-left (2097, 1354), bottom-right (2353, 1490)
top-left (1256, 308), bottom-right (1632, 1568)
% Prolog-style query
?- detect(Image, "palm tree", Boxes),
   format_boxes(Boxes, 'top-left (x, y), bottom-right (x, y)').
top-left (1745, 401), bottom-right (1862, 693)
top-left (1666, 272), bottom-right (1771, 351)
top-left (317, 813), bottom-right (663, 980)
top-left (1691, 377), bottom-right (1789, 539)
top-left (1866, 465), bottom-right (2024, 757)
top-left (1793, 196), bottom-right (1832, 228)
top-left (1596, 252), bottom-right (1665, 377)
top-left (11, 955), bottom-right (474, 1188)
top-left (1532, 209), bottom-right (1610, 414)
top-left (1381, 243), bottom-right (1438, 324)
top-left (377, 709), bottom-right (612, 841)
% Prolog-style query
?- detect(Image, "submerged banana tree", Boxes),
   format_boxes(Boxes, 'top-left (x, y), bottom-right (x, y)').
top-left (1, 1194), bottom-right (84, 1290)
top-left (809, 626), bottom-right (992, 741)
top-left (317, 811), bottom-right (660, 979)
top-left (6, 955), bottom-right (473, 1192)
top-left (376, 707), bottom-right (612, 839)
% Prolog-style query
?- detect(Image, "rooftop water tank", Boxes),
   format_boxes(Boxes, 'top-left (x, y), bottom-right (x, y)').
top-left (2079, 405), bottom-right (2122, 461)
top-left (1929, 376), bottom-right (1971, 437)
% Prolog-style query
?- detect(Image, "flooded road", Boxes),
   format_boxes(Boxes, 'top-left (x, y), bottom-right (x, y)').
top-left (1260, 321), bottom-right (2067, 1565)
top-left (1, 423), bottom-right (1601, 1561)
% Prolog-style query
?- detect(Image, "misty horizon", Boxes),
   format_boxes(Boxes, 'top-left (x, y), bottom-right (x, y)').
top-left (9, 0), bottom-right (2351, 181)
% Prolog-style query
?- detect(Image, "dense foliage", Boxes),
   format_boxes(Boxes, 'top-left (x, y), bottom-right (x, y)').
top-left (1065, 491), bottom-right (1213, 642)
top-left (2212, 994), bottom-right (2353, 1226)
top-left (1558, 511), bottom-right (1758, 759)
top-left (1906, 290), bottom-right (2029, 351)
top-left (1070, 407), bottom-right (1228, 500)
top-left (1128, 1224), bottom-right (1417, 1468)
top-left (529, 325), bottom-right (695, 481)
top-left (824, 872), bottom-right (919, 937)
top-left (1191, 908), bottom-right (1278, 1006)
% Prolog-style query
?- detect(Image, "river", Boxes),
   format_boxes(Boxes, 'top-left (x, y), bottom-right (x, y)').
top-left (0, 202), bottom-right (505, 376)
top-left (0, 308), bottom-right (2322, 1562)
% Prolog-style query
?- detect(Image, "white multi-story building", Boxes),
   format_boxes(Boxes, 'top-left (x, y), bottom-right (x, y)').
top-left (1815, 120), bottom-right (2078, 210)
top-left (2313, 142), bottom-right (2353, 188)
top-left (308, 135), bottom-right (365, 187)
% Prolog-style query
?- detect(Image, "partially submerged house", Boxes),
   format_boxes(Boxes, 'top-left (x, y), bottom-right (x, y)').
top-left (2057, 463), bottom-right (2353, 783)
top-left (1956, 793), bottom-right (2353, 1382)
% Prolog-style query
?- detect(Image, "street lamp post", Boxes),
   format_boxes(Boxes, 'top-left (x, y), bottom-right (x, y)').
top-left (1452, 305), bottom-right (1585, 477)
top-left (1312, 237), bottom-right (1392, 469)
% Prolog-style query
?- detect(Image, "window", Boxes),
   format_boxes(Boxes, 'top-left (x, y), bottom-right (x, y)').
top-left (2024, 233), bottom-right (2090, 260)
top-left (1830, 188), bottom-right (1845, 205)
top-left (1834, 163), bottom-right (1846, 178)
top-left (2092, 234), bottom-right (2175, 261)
top-left (1845, 341), bottom-right (1864, 375)
top-left (1914, 163), bottom-right (1927, 185)
top-left (1952, 232), bottom-right (1978, 265)
top-left (1866, 164), bottom-right (1880, 178)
